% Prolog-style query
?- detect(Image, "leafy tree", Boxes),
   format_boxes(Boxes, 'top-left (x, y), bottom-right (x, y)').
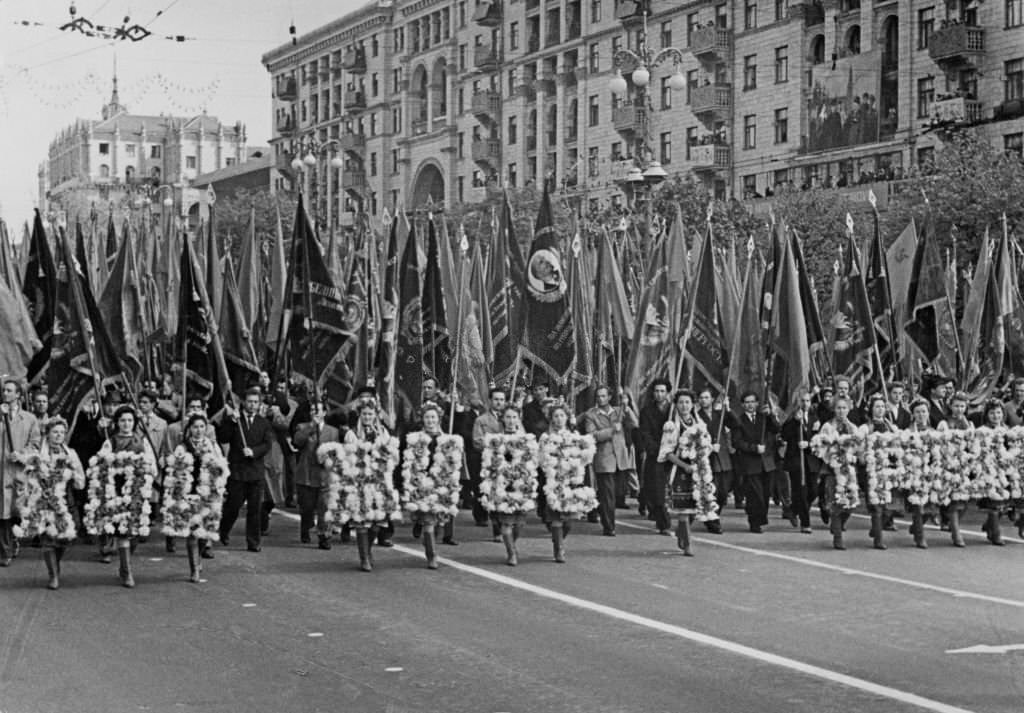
top-left (213, 188), bottom-right (297, 267)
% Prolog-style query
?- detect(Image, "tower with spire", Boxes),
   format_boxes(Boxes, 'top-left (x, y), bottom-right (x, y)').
top-left (101, 55), bottom-right (127, 120)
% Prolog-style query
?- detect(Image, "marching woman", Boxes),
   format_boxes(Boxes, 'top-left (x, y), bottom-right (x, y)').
top-left (657, 391), bottom-right (717, 557)
top-left (537, 404), bottom-right (596, 563)
top-left (479, 407), bottom-right (539, 566)
top-left (976, 400), bottom-right (1010, 546)
top-left (161, 413), bottom-right (230, 583)
top-left (322, 401), bottom-right (401, 572)
top-left (401, 403), bottom-right (464, 569)
top-left (815, 396), bottom-right (860, 551)
top-left (936, 392), bottom-right (974, 547)
top-left (18, 417), bottom-right (83, 589)
top-left (84, 405), bottom-right (157, 587)
top-left (859, 394), bottom-right (897, 550)
top-left (905, 399), bottom-right (934, 549)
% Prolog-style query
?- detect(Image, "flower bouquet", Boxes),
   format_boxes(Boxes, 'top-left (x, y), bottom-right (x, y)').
top-left (537, 431), bottom-right (597, 516)
top-left (14, 453), bottom-right (79, 541)
top-left (400, 432), bottom-right (465, 523)
top-left (928, 429), bottom-right (975, 507)
top-left (161, 442), bottom-right (231, 538)
top-left (83, 449), bottom-right (157, 538)
top-left (810, 431), bottom-right (862, 510)
top-left (972, 427), bottom-right (1023, 505)
top-left (319, 435), bottom-right (402, 527)
top-left (479, 433), bottom-right (539, 519)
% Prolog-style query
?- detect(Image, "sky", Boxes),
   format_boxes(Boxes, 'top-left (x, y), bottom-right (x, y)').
top-left (0, 0), bottom-right (368, 227)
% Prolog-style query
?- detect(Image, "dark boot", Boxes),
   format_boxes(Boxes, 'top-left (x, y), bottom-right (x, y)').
top-left (562, 521), bottom-right (571, 539)
top-left (501, 525), bottom-right (517, 566)
top-left (949, 506), bottom-right (965, 548)
top-left (551, 523), bottom-right (565, 563)
top-left (911, 509), bottom-right (928, 549)
top-left (165, 536), bottom-right (176, 553)
top-left (43, 547), bottom-right (60, 590)
top-left (118, 546), bottom-right (135, 588)
top-left (423, 528), bottom-right (439, 569)
top-left (186, 537), bottom-right (201, 583)
top-left (676, 518), bottom-right (693, 557)
top-left (355, 529), bottom-right (372, 572)
top-left (830, 507), bottom-right (845, 550)
top-left (985, 510), bottom-right (1005, 546)
top-left (870, 510), bottom-right (887, 550)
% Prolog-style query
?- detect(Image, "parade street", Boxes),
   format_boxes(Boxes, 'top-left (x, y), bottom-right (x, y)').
top-left (1, 507), bottom-right (1021, 713)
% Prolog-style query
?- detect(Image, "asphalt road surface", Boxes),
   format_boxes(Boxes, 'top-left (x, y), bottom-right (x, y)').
top-left (2, 505), bottom-right (1022, 713)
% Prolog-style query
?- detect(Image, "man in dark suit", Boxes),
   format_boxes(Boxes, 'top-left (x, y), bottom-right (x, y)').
top-left (696, 389), bottom-right (730, 533)
top-left (217, 387), bottom-right (276, 552)
top-left (635, 379), bottom-right (672, 534)
top-left (887, 382), bottom-right (912, 429)
top-left (726, 390), bottom-right (780, 533)
top-left (521, 379), bottom-right (551, 438)
top-left (779, 391), bottom-right (822, 533)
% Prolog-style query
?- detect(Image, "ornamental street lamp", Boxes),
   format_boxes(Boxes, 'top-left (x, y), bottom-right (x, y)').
top-left (289, 135), bottom-right (345, 230)
top-left (607, 2), bottom-right (686, 249)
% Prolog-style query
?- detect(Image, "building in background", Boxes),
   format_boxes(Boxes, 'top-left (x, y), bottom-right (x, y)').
top-left (38, 76), bottom-right (250, 227)
top-left (191, 148), bottom-right (274, 200)
top-left (260, 0), bottom-right (1024, 228)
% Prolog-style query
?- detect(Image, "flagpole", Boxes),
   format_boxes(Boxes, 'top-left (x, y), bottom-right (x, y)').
top-left (448, 225), bottom-right (469, 435)
top-left (671, 209), bottom-right (713, 408)
top-left (716, 236), bottom-right (755, 444)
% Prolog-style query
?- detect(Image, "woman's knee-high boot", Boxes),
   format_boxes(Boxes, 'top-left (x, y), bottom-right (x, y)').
top-left (186, 536), bottom-right (201, 582)
top-left (551, 522), bottom-right (565, 563)
top-left (985, 509), bottom-right (1005, 546)
top-left (675, 517), bottom-right (693, 557)
top-left (830, 506), bottom-right (845, 550)
top-left (118, 542), bottom-right (135, 588)
top-left (42, 547), bottom-right (60, 590)
top-left (356, 528), bottom-right (372, 572)
top-left (423, 526), bottom-right (439, 569)
top-left (870, 509), bottom-right (887, 550)
top-left (501, 524), bottom-right (517, 566)
top-left (911, 508), bottom-right (928, 549)
top-left (949, 506), bottom-right (965, 547)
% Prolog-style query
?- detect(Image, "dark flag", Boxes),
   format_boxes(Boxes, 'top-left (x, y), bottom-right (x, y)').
top-left (594, 229), bottom-right (633, 391)
top-left (98, 225), bottom-right (146, 381)
top-left (176, 232), bottom-right (218, 401)
top-left (682, 227), bottom-right (728, 395)
top-left (769, 237), bottom-right (812, 414)
top-left (830, 232), bottom-right (876, 398)
top-left (288, 197), bottom-right (352, 404)
top-left (962, 231), bottom-right (1010, 404)
top-left (627, 234), bottom-right (672, 398)
top-left (0, 220), bottom-right (39, 382)
top-left (521, 186), bottom-right (575, 383)
top-left (865, 212), bottom-right (899, 380)
top-left (791, 231), bottom-right (830, 388)
top-left (734, 249), bottom-right (766, 398)
top-left (568, 230), bottom-right (595, 407)
top-left (904, 216), bottom-right (957, 376)
top-left (376, 212), bottom-right (401, 416)
top-left (422, 219), bottom-right (452, 389)
top-left (24, 210), bottom-right (59, 383)
top-left (486, 190), bottom-right (526, 386)
top-left (220, 252), bottom-right (262, 397)
top-left (237, 205), bottom-right (264, 353)
top-left (395, 219), bottom-right (423, 416)
top-left (104, 215), bottom-right (118, 273)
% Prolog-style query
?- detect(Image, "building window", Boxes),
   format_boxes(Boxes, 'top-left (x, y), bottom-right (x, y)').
top-left (685, 127), bottom-right (697, 160)
top-left (590, 0), bottom-right (601, 23)
top-left (371, 73), bottom-right (379, 97)
top-left (773, 168), bottom-right (788, 189)
top-left (611, 141), bottom-right (622, 161)
top-left (917, 76), bottom-right (934, 117)
top-left (660, 76), bottom-right (672, 110)
top-left (458, 132), bottom-right (465, 158)
top-left (370, 152), bottom-right (378, 177)
top-left (589, 95), bottom-right (599, 126)
top-left (509, 22), bottom-right (519, 51)
top-left (743, 55), bottom-right (757, 90)
top-left (1006, 59), bottom-right (1024, 101)
top-left (775, 0), bottom-right (788, 22)
top-left (150, 145), bottom-right (161, 159)
top-left (917, 146), bottom-right (935, 168)
top-left (392, 149), bottom-right (400, 173)
top-left (742, 174), bottom-right (758, 198)
top-left (743, 115), bottom-right (756, 149)
top-left (225, 157), bottom-right (236, 167)
top-left (99, 164), bottom-right (110, 178)
top-left (125, 144), bottom-right (136, 157)
top-left (458, 1), bottom-right (466, 27)
top-left (508, 116), bottom-right (518, 144)
top-left (810, 34), bottom-right (825, 65)
top-left (1005, 133), bottom-right (1023, 157)
top-left (588, 43), bottom-right (600, 72)
top-left (508, 162), bottom-right (518, 187)
top-left (612, 35), bottom-right (622, 56)
top-left (744, 0), bottom-right (758, 30)
top-left (659, 132), bottom-right (672, 164)
top-left (660, 21), bottom-right (672, 49)
top-left (588, 146), bottom-right (599, 176)
top-left (846, 25), bottom-right (861, 55)
top-left (186, 156), bottom-right (197, 169)
top-left (774, 46), bottom-right (788, 83)
top-left (370, 113), bottom-right (378, 136)
top-left (774, 108), bottom-right (788, 143)
top-left (99, 142), bottom-right (110, 155)
top-left (457, 176), bottom-right (465, 203)
top-left (1010, 1), bottom-right (1024, 28)
top-left (917, 7), bottom-right (934, 49)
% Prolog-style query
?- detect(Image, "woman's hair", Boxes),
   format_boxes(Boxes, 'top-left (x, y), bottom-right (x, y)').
top-left (112, 405), bottom-right (137, 426)
top-left (546, 403), bottom-right (569, 421)
top-left (185, 412), bottom-right (208, 432)
top-left (982, 399), bottom-right (1005, 423)
top-left (674, 389), bottom-right (695, 403)
top-left (420, 402), bottom-right (442, 418)
top-left (909, 398), bottom-right (929, 414)
top-left (44, 416), bottom-right (69, 434)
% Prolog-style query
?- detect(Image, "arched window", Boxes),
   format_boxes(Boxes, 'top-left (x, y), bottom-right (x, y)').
top-left (810, 35), bottom-right (825, 65)
top-left (99, 164), bottom-right (110, 178)
top-left (846, 25), bottom-right (861, 55)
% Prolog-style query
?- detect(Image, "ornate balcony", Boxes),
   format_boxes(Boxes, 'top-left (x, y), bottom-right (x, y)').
top-left (689, 84), bottom-right (732, 119)
top-left (275, 116), bottom-right (296, 135)
top-left (471, 90), bottom-right (502, 120)
top-left (343, 48), bottom-right (367, 74)
top-left (474, 44), bottom-right (498, 72)
top-left (275, 77), bottom-right (297, 101)
top-left (788, 1), bottom-right (825, 26)
top-left (339, 132), bottom-right (366, 155)
top-left (342, 169), bottom-right (367, 196)
top-left (344, 91), bottom-right (366, 112)
top-left (613, 105), bottom-right (647, 134)
top-left (690, 144), bottom-right (730, 173)
top-left (615, 0), bottom-right (644, 27)
top-left (690, 26), bottom-right (732, 64)
top-left (930, 96), bottom-right (983, 126)
top-left (473, 0), bottom-right (502, 27)
top-left (471, 138), bottom-right (501, 167)
top-left (928, 25), bottom-right (985, 68)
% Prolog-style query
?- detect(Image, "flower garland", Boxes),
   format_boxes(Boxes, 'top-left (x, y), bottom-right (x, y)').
top-left (928, 430), bottom-right (975, 506)
top-left (83, 449), bottom-right (157, 537)
top-left (319, 435), bottom-right (402, 527)
top-left (479, 433), bottom-right (539, 515)
top-left (161, 441), bottom-right (230, 538)
top-left (14, 453), bottom-right (79, 541)
top-left (537, 431), bottom-right (597, 516)
top-left (679, 421), bottom-right (718, 521)
top-left (400, 432), bottom-right (465, 521)
top-left (810, 431), bottom-right (862, 510)
top-left (972, 428), bottom-right (1023, 503)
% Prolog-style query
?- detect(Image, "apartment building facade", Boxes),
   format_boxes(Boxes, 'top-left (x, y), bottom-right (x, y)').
top-left (260, 0), bottom-right (1024, 226)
